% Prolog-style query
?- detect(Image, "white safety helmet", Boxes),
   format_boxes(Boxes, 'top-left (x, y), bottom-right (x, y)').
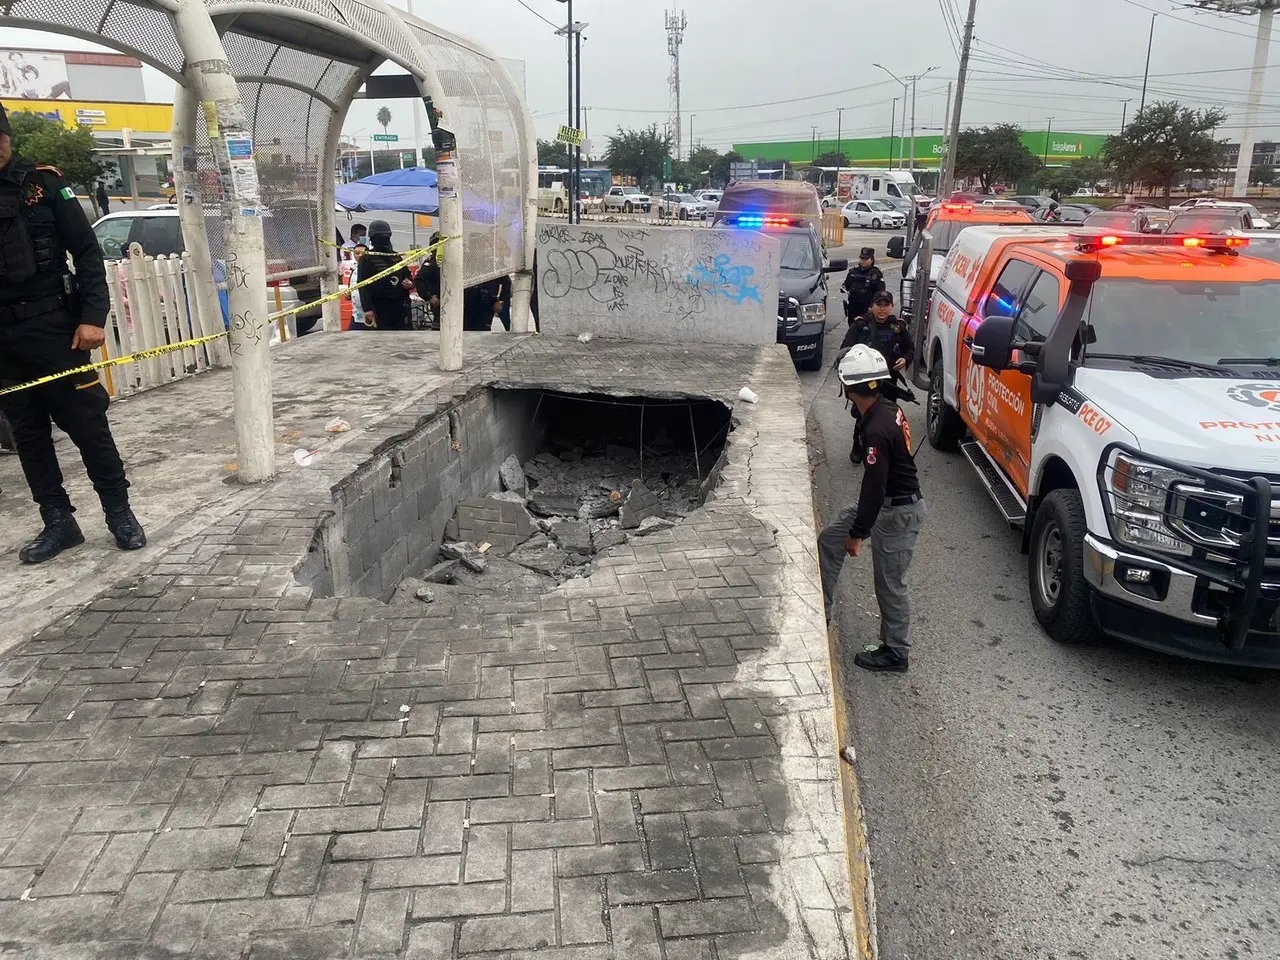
top-left (837, 344), bottom-right (890, 390)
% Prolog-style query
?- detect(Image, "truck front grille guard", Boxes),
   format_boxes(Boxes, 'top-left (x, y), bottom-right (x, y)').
top-left (1095, 442), bottom-right (1275, 651)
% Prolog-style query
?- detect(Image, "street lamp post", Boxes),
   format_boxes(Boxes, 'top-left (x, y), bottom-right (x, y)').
top-left (876, 63), bottom-right (937, 175)
top-left (553, 0), bottom-right (576, 222)
top-left (1120, 98), bottom-right (1132, 133)
top-left (1044, 117), bottom-right (1054, 166)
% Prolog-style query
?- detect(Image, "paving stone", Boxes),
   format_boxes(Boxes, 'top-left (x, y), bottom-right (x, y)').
top-left (528, 489), bottom-right (581, 518)
top-left (0, 337), bottom-right (842, 960)
top-left (619, 482), bottom-right (665, 530)
top-left (499, 454), bottom-right (530, 496)
top-left (440, 541), bottom-right (489, 574)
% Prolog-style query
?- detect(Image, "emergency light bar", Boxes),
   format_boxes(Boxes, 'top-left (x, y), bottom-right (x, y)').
top-left (940, 202), bottom-right (974, 213)
top-left (732, 215), bottom-right (793, 229)
top-left (1069, 230), bottom-right (1250, 254)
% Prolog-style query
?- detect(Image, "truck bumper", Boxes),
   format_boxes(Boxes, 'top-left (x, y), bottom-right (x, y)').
top-left (779, 320), bottom-right (826, 358)
top-left (1083, 534), bottom-right (1280, 667)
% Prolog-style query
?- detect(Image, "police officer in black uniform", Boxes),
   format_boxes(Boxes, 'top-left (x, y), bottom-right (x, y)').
top-left (841, 247), bottom-right (885, 322)
top-left (842, 290), bottom-right (913, 375)
top-left (356, 220), bottom-right (413, 330)
top-left (0, 105), bottom-right (145, 564)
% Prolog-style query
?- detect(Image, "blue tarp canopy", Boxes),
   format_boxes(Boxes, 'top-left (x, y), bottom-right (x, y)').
top-left (336, 167), bottom-right (439, 215)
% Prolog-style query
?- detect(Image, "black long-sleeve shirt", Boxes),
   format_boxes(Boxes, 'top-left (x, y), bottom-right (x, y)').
top-left (1, 160), bottom-right (109, 326)
top-left (850, 398), bottom-right (920, 540)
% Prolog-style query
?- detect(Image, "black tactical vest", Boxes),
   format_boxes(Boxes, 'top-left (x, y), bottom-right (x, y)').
top-left (0, 162), bottom-right (38, 286)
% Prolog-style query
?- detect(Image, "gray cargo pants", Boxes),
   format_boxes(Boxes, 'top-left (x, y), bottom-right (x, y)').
top-left (818, 498), bottom-right (927, 650)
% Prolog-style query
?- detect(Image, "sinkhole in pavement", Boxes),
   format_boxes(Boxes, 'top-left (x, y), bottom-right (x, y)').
top-left (303, 388), bottom-right (734, 603)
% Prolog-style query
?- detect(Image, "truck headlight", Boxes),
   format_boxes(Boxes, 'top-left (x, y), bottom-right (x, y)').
top-left (1103, 452), bottom-right (1194, 557)
top-left (800, 302), bottom-right (826, 322)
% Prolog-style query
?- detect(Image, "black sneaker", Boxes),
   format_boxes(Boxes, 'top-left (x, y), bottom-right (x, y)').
top-left (105, 505), bottom-right (147, 551)
top-left (854, 644), bottom-right (909, 673)
top-left (19, 507), bottom-right (85, 564)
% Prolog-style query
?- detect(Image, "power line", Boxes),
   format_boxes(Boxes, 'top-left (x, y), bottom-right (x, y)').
top-left (512, 0), bottom-right (559, 29)
top-left (1114, 0), bottom-right (1261, 39)
top-left (579, 79), bottom-right (897, 116)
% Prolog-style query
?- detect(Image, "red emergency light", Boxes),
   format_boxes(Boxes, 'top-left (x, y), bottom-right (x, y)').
top-left (1069, 230), bottom-right (1250, 254)
top-left (941, 202), bottom-right (974, 213)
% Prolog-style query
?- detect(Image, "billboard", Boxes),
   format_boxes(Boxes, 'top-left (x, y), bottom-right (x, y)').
top-left (0, 51), bottom-right (72, 100)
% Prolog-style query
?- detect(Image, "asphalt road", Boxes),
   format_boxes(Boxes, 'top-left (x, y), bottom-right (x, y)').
top-left (802, 253), bottom-right (1280, 960)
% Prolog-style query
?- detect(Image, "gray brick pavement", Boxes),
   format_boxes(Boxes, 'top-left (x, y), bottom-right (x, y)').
top-left (0, 336), bottom-right (852, 958)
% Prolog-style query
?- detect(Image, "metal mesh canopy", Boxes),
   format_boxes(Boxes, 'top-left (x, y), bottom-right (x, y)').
top-left (2, 0), bottom-right (535, 287)
top-left (409, 21), bottom-right (528, 286)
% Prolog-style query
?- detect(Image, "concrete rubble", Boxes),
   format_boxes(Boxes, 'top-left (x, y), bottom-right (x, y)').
top-left (394, 429), bottom-right (708, 602)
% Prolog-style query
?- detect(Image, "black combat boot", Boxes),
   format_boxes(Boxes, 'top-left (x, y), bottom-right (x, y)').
top-left (853, 644), bottom-right (909, 674)
top-left (104, 505), bottom-right (147, 551)
top-left (19, 507), bottom-right (85, 564)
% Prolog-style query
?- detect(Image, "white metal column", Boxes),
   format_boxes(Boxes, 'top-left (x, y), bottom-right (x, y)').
top-left (1234, 6), bottom-right (1275, 198)
top-left (170, 78), bottom-right (230, 367)
top-left (172, 0), bottom-right (275, 482)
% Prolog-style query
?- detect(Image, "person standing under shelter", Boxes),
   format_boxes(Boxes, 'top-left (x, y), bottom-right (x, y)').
top-left (819, 345), bottom-right (925, 673)
top-left (0, 105), bottom-right (145, 563)
top-left (95, 181), bottom-right (109, 216)
top-left (356, 220), bottom-right (412, 330)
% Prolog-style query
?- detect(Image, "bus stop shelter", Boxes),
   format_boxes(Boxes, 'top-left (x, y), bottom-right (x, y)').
top-left (0, 0), bottom-right (538, 482)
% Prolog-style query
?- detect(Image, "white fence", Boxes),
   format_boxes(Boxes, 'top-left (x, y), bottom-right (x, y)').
top-left (98, 244), bottom-right (230, 399)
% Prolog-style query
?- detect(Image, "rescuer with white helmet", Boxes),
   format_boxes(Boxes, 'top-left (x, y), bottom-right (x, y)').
top-left (820, 345), bottom-right (927, 673)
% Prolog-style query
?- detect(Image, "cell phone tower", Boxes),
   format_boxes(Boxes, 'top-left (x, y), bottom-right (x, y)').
top-left (1190, 0), bottom-right (1279, 197)
top-left (666, 10), bottom-right (687, 161)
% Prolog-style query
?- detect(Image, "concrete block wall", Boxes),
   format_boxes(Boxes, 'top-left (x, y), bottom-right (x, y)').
top-left (306, 388), bottom-right (544, 600)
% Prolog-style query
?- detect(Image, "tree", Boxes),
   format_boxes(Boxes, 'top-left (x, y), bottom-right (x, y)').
top-left (1103, 102), bottom-right (1227, 201)
top-left (954, 124), bottom-right (1040, 192)
top-left (1034, 167), bottom-right (1081, 196)
top-left (376, 106), bottom-right (392, 135)
top-left (1069, 156), bottom-right (1113, 191)
top-left (8, 110), bottom-right (103, 197)
top-left (812, 150), bottom-right (849, 168)
top-left (537, 139), bottom-right (571, 168)
top-left (687, 145), bottom-right (722, 181)
top-left (711, 150), bottom-right (743, 187)
top-left (1255, 164), bottom-right (1276, 197)
top-left (603, 124), bottom-right (671, 185)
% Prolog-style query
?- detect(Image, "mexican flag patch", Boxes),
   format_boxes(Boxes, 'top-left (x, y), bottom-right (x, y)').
top-left (59, 187), bottom-right (75, 200)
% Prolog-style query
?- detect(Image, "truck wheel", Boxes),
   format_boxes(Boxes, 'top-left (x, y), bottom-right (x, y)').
top-left (926, 360), bottom-right (966, 451)
top-left (1028, 489), bottom-right (1096, 645)
top-left (554, 199), bottom-right (564, 213)
top-left (872, 218), bottom-right (882, 229)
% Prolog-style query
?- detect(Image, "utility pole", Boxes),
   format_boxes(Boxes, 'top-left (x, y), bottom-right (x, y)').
top-left (836, 107), bottom-right (844, 192)
top-left (889, 97), bottom-right (897, 169)
top-left (575, 23), bottom-right (583, 219)
top-left (909, 78), bottom-right (918, 179)
top-left (939, 81), bottom-right (952, 190)
top-left (690, 114), bottom-right (695, 158)
top-left (554, 0), bottom-right (575, 222)
top-left (1044, 117), bottom-right (1054, 166)
top-left (811, 125), bottom-right (817, 162)
top-left (940, 0), bottom-right (977, 197)
top-left (1139, 13), bottom-right (1155, 114)
top-left (1120, 98), bottom-right (1132, 132)
top-left (1193, 1), bottom-right (1278, 197)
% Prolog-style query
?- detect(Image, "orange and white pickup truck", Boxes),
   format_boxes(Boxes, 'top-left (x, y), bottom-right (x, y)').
top-left (918, 225), bottom-right (1280, 666)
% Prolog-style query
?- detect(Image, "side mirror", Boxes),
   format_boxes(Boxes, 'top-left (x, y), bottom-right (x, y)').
top-left (887, 236), bottom-right (906, 259)
top-left (825, 258), bottom-right (849, 273)
top-left (970, 316), bottom-right (1017, 370)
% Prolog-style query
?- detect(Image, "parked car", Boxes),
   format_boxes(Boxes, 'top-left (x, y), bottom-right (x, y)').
top-left (603, 186), bottom-right (652, 214)
top-left (657, 192), bottom-right (709, 220)
top-left (1071, 186), bottom-right (1101, 197)
top-left (1009, 195), bottom-right (1058, 215)
top-left (91, 209), bottom-right (310, 328)
top-left (1034, 202), bottom-right (1098, 225)
top-left (1167, 207), bottom-right (1255, 234)
top-left (696, 190), bottom-right (723, 215)
top-left (1083, 209), bottom-right (1162, 233)
top-left (1194, 201), bottom-right (1271, 229)
top-left (839, 199), bottom-right (906, 229)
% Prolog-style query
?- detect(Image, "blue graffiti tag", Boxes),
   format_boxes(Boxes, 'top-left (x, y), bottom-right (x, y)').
top-left (685, 254), bottom-right (762, 305)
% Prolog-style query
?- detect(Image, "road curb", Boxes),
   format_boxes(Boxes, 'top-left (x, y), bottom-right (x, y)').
top-left (827, 605), bottom-right (880, 958)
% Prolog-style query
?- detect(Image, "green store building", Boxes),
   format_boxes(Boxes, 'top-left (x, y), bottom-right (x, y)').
top-left (732, 130), bottom-right (1108, 170)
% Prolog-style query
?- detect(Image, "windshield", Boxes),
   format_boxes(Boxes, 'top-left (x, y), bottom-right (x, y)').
top-left (1084, 279), bottom-right (1280, 366)
top-left (779, 233), bottom-right (819, 273)
top-left (897, 181), bottom-right (925, 197)
top-left (927, 217), bottom-right (1029, 255)
top-left (676, 194), bottom-right (697, 202)
top-left (622, 187), bottom-right (642, 195)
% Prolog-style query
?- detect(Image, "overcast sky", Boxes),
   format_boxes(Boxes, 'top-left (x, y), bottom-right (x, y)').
top-left (3, 0), bottom-right (1279, 153)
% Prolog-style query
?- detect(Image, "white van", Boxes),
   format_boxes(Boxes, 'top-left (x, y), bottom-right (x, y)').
top-left (849, 169), bottom-right (929, 207)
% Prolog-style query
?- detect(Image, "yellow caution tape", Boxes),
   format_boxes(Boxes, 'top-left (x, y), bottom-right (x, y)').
top-left (0, 332), bottom-right (230, 399)
top-left (0, 238), bottom-right (456, 398)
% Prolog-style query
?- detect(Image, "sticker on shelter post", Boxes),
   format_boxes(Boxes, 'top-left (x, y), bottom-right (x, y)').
top-left (226, 137), bottom-right (254, 161)
top-left (202, 102), bottom-right (219, 138)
